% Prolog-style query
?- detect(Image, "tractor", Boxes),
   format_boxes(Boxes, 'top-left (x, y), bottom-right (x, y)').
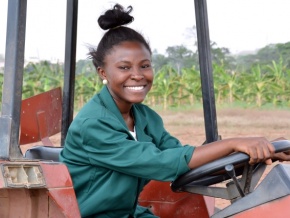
top-left (1, 0), bottom-right (290, 217)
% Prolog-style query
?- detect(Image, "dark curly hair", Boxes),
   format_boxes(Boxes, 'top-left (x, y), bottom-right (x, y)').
top-left (88, 4), bottom-right (152, 69)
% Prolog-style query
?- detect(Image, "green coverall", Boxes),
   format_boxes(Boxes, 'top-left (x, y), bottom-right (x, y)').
top-left (60, 86), bottom-right (195, 218)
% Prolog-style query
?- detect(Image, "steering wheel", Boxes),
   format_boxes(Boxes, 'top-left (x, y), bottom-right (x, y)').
top-left (171, 140), bottom-right (290, 192)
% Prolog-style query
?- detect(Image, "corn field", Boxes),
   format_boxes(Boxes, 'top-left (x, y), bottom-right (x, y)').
top-left (2, 59), bottom-right (289, 111)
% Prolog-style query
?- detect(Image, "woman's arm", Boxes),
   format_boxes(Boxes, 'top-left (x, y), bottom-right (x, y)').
top-left (188, 137), bottom-right (290, 169)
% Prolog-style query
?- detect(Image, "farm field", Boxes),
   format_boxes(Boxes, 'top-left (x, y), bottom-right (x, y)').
top-left (160, 108), bottom-right (290, 146)
top-left (20, 107), bottom-right (290, 211)
top-left (158, 107), bottom-right (290, 210)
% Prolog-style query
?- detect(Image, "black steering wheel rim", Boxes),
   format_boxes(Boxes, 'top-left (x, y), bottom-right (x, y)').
top-left (171, 140), bottom-right (290, 192)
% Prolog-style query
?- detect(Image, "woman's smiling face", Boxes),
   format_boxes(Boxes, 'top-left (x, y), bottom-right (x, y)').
top-left (98, 41), bottom-right (153, 110)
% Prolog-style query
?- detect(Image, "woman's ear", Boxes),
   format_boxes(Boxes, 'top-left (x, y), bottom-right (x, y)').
top-left (97, 67), bottom-right (106, 80)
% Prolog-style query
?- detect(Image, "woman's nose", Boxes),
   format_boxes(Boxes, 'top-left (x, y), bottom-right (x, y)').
top-left (131, 69), bottom-right (144, 80)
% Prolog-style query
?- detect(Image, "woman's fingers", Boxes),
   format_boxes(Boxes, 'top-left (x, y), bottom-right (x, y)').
top-left (234, 137), bottom-right (288, 165)
top-left (247, 138), bottom-right (274, 165)
top-left (273, 152), bottom-right (290, 161)
top-left (271, 137), bottom-right (287, 142)
top-left (265, 159), bottom-right (273, 165)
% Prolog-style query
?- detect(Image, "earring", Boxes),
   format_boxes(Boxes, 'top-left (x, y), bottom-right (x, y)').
top-left (102, 79), bottom-right (108, 85)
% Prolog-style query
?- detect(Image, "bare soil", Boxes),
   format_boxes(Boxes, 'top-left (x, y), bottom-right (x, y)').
top-left (20, 108), bottom-right (290, 210)
top-left (158, 108), bottom-right (290, 210)
top-left (160, 108), bottom-right (290, 146)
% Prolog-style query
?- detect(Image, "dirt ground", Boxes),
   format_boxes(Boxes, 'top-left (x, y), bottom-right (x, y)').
top-left (159, 108), bottom-right (290, 146)
top-left (21, 108), bottom-right (290, 211)
top-left (158, 108), bottom-right (290, 210)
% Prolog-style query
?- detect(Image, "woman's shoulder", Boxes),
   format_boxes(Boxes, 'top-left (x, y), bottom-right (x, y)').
top-left (74, 94), bottom-right (107, 120)
top-left (134, 103), bottom-right (162, 120)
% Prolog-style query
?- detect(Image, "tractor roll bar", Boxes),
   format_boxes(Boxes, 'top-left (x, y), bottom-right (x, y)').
top-left (194, 0), bottom-right (219, 143)
top-left (61, 0), bottom-right (78, 146)
top-left (0, 0), bottom-right (27, 159)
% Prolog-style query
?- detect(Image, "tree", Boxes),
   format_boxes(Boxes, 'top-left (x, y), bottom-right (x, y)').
top-left (276, 42), bottom-right (290, 68)
top-left (256, 44), bottom-right (279, 65)
top-left (166, 45), bottom-right (197, 74)
top-left (235, 41), bottom-right (290, 71)
top-left (235, 53), bottom-right (258, 72)
top-left (211, 42), bottom-right (236, 70)
top-left (152, 50), bottom-right (168, 72)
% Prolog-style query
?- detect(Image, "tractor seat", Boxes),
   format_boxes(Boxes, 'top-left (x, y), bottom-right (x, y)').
top-left (25, 146), bottom-right (63, 161)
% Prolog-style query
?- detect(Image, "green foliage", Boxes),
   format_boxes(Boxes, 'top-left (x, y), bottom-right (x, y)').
top-left (240, 65), bottom-right (273, 107)
top-left (236, 41), bottom-right (290, 71)
top-left (14, 58), bottom-right (290, 111)
top-left (20, 60), bottom-right (102, 111)
top-left (0, 73), bottom-right (3, 101)
top-left (152, 50), bottom-right (169, 72)
top-left (74, 72), bottom-right (102, 109)
top-left (23, 61), bottom-right (64, 99)
top-left (1, 40), bottom-right (289, 111)
top-left (147, 65), bottom-right (181, 110)
top-left (152, 45), bottom-right (198, 75)
top-left (166, 45), bottom-right (198, 74)
top-left (211, 42), bottom-right (236, 70)
top-left (149, 59), bottom-right (290, 109)
top-left (213, 63), bottom-right (239, 104)
top-left (179, 67), bottom-right (202, 106)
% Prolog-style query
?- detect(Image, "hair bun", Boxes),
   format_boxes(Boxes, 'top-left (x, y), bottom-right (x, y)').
top-left (98, 4), bottom-right (134, 30)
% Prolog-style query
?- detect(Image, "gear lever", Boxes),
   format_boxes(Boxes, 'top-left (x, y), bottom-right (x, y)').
top-left (225, 164), bottom-right (245, 197)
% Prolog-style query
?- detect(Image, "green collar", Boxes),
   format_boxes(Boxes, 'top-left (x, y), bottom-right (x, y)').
top-left (98, 86), bottom-right (149, 138)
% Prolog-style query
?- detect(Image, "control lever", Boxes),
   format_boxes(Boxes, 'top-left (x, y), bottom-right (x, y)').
top-left (225, 164), bottom-right (245, 197)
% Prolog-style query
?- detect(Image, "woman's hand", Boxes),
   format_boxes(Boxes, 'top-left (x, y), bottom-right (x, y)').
top-left (235, 137), bottom-right (290, 165)
top-left (272, 151), bottom-right (290, 162)
top-left (232, 137), bottom-right (275, 165)
top-left (270, 137), bottom-right (290, 162)
top-left (189, 137), bottom-right (290, 169)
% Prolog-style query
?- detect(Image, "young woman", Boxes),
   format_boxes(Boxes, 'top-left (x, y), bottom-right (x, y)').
top-left (60, 4), bottom-right (290, 218)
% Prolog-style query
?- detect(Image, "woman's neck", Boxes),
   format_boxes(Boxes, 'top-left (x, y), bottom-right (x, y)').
top-left (122, 109), bottom-right (134, 131)
top-left (111, 96), bottom-right (135, 131)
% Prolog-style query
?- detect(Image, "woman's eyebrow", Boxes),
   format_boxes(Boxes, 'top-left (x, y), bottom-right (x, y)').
top-left (117, 59), bottom-right (151, 64)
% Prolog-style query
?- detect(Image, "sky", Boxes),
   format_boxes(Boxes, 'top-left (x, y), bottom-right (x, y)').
top-left (1, 0), bottom-right (290, 62)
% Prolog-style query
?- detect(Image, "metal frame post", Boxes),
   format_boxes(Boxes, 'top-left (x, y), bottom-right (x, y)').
top-left (61, 0), bottom-right (78, 146)
top-left (194, 0), bottom-right (219, 143)
top-left (0, 0), bottom-right (27, 159)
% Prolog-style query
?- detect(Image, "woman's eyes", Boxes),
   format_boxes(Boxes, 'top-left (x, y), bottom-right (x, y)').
top-left (141, 64), bottom-right (151, 69)
top-left (119, 66), bottom-right (130, 70)
top-left (118, 64), bottom-right (151, 70)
